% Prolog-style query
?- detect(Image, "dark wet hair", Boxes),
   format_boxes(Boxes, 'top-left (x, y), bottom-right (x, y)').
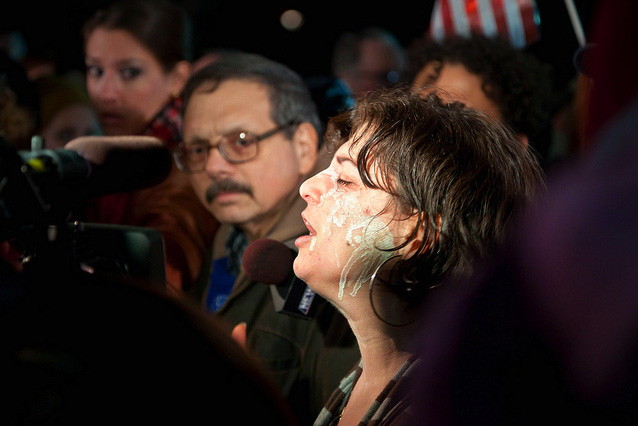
top-left (326, 86), bottom-right (545, 295)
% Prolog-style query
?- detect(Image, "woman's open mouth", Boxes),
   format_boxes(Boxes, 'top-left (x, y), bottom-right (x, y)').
top-left (302, 213), bottom-right (317, 236)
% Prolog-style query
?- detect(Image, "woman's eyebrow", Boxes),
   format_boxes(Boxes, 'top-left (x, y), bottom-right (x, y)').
top-left (335, 154), bottom-right (356, 168)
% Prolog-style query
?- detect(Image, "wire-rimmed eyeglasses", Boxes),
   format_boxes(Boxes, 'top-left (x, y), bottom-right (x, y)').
top-left (174, 121), bottom-right (299, 173)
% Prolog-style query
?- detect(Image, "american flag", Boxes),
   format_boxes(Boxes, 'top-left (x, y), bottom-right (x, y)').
top-left (428, 0), bottom-right (541, 49)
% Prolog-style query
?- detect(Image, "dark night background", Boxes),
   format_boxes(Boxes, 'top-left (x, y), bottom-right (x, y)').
top-left (3, 0), bottom-right (598, 92)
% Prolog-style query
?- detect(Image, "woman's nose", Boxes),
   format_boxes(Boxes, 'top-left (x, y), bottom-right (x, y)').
top-left (91, 73), bottom-right (119, 102)
top-left (300, 170), bottom-right (331, 205)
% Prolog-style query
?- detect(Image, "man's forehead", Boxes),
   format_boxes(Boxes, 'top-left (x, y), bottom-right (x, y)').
top-left (185, 79), bottom-right (274, 131)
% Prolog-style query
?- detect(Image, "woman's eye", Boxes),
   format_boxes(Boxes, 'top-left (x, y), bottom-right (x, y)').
top-left (86, 65), bottom-right (103, 78)
top-left (336, 178), bottom-right (352, 188)
top-left (120, 67), bottom-right (142, 80)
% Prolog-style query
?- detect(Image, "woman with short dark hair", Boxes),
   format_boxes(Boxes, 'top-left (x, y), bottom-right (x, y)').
top-left (294, 86), bottom-right (545, 425)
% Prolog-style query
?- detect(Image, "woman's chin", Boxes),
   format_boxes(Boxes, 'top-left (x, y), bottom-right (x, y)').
top-left (292, 256), bottom-right (307, 282)
top-left (292, 255), bottom-right (321, 295)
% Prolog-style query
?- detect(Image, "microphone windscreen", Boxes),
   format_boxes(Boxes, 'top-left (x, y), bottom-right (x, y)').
top-left (242, 239), bottom-right (296, 285)
top-left (64, 136), bottom-right (173, 196)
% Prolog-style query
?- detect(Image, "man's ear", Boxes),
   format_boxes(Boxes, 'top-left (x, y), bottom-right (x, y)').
top-left (292, 122), bottom-right (319, 175)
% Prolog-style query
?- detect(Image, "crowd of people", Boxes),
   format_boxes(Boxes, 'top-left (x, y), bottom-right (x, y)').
top-left (2, 0), bottom-right (637, 424)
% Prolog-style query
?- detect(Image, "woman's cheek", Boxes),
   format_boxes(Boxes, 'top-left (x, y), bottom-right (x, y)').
top-left (338, 216), bottom-right (396, 300)
top-left (322, 190), bottom-right (395, 301)
top-left (309, 167), bottom-right (397, 301)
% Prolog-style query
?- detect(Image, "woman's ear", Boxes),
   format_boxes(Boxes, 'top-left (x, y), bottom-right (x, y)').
top-left (401, 212), bottom-right (440, 259)
top-left (170, 60), bottom-right (192, 96)
top-left (292, 122), bottom-right (319, 176)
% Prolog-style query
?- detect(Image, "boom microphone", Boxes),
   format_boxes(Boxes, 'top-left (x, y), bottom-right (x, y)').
top-left (242, 238), bottom-right (322, 319)
top-left (21, 135), bottom-right (173, 198)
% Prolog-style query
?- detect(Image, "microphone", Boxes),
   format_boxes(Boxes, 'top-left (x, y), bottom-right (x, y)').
top-left (242, 238), bottom-right (322, 319)
top-left (20, 135), bottom-right (173, 198)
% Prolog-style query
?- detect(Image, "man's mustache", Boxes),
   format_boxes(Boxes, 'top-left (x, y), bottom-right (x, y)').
top-left (205, 178), bottom-right (253, 203)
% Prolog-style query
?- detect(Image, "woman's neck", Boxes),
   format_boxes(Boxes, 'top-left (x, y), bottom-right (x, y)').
top-left (337, 322), bottom-right (413, 426)
top-left (348, 314), bottom-right (414, 390)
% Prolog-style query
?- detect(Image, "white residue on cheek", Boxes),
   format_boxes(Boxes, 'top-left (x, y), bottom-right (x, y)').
top-left (331, 193), bottom-right (361, 233)
top-left (318, 167), bottom-right (363, 241)
top-left (314, 166), bottom-right (395, 299)
top-left (346, 221), bottom-right (365, 246)
top-left (338, 214), bottom-right (395, 300)
top-left (318, 168), bottom-right (339, 207)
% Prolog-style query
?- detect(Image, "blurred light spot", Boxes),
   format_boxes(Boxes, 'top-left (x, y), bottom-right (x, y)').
top-left (280, 9), bottom-right (304, 31)
top-left (387, 71), bottom-right (399, 83)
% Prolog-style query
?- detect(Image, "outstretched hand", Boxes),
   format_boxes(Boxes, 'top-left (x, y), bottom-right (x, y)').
top-left (231, 322), bottom-right (247, 350)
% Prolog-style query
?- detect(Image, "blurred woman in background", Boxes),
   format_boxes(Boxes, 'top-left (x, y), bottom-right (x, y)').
top-left (81, 0), bottom-right (218, 294)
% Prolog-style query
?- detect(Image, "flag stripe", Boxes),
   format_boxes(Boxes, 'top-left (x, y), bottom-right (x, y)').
top-left (504, 0), bottom-right (526, 48)
top-left (477, 0), bottom-right (498, 37)
top-left (429, 0), bottom-right (445, 41)
top-left (440, 0), bottom-right (455, 38)
top-left (428, 0), bottom-right (541, 48)
top-left (490, 0), bottom-right (511, 42)
top-left (519, 0), bottom-right (540, 44)
top-left (465, 0), bottom-right (483, 30)
top-left (450, 0), bottom-right (471, 36)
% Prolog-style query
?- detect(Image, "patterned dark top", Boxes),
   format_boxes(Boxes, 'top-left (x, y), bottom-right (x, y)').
top-left (314, 354), bottom-right (419, 425)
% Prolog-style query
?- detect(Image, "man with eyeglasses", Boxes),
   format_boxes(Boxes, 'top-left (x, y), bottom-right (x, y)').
top-left (176, 52), bottom-right (358, 425)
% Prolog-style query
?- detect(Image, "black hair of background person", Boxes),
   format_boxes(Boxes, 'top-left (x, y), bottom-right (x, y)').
top-left (3, 1), bottom-right (598, 95)
top-left (404, 33), bottom-right (555, 168)
top-left (0, 51), bottom-right (40, 149)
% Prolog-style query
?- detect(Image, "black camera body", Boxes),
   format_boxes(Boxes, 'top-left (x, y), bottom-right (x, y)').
top-left (0, 136), bottom-right (165, 289)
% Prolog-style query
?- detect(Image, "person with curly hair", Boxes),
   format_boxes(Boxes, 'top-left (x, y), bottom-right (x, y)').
top-left (404, 33), bottom-right (555, 168)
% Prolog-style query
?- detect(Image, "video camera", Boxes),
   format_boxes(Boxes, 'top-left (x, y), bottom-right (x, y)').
top-left (0, 135), bottom-right (169, 289)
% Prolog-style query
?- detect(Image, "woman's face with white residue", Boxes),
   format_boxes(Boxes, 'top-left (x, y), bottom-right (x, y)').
top-left (294, 138), bottom-right (414, 309)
